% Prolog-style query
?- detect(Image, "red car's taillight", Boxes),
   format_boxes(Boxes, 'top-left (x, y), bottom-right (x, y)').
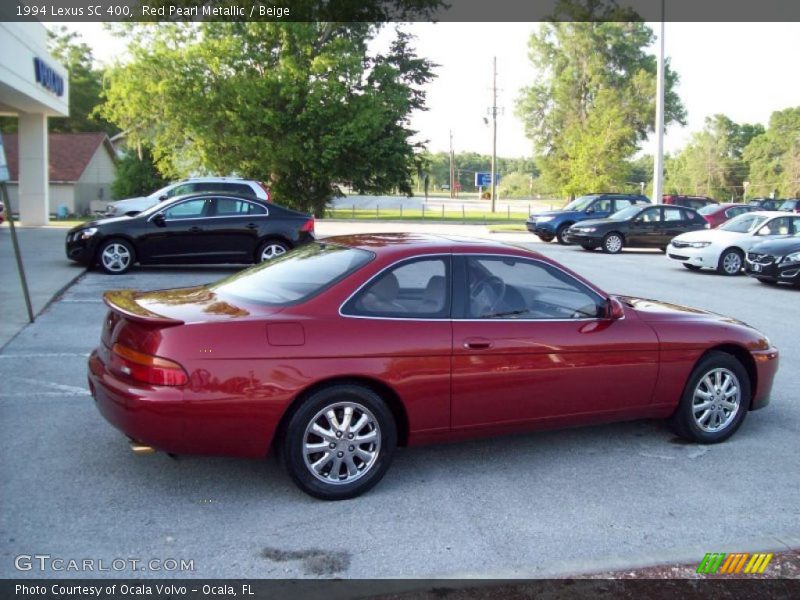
top-left (301, 217), bottom-right (315, 234)
top-left (110, 343), bottom-right (188, 386)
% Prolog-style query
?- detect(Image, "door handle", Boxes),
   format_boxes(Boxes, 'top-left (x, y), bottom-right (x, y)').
top-left (464, 338), bottom-right (493, 350)
top-left (246, 223), bottom-right (258, 229)
top-left (188, 226), bottom-right (203, 233)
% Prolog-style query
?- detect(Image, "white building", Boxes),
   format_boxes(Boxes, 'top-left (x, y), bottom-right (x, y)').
top-left (0, 22), bottom-right (69, 225)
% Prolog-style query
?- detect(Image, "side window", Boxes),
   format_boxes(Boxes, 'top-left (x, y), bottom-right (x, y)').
top-left (759, 217), bottom-right (791, 236)
top-left (637, 208), bottom-right (661, 223)
top-left (792, 217), bottom-right (800, 234)
top-left (163, 199), bottom-right (208, 220)
top-left (166, 183), bottom-right (194, 197)
top-left (230, 183), bottom-right (256, 196)
top-left (614, 198), bottom-right (633, 211)
top-left (664, 207), bottom-right (684, 222)
top-left (592, 198), bottom-right (612, 213)
top-left (464, 257), bottom-right (603, 320)
top-left (215, 198), bottom-right (267, 216)
top-left (344, 258), bottom-right (449, 318)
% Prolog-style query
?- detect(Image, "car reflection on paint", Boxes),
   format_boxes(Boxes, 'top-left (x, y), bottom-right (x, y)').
top-left (88, 234), bottom-right (779, 500)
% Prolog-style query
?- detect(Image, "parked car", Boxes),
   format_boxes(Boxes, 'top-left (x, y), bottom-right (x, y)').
top-left (662, 195), bottom-right (718, 210)
top-left (745, 234), bottom-right (800, 286)
top-left (565, 204), bottom-right (708, 253)
top-left (88, 233), bottom-right (779, 500)
top-left (666, 211), bottom-right (800, 275)
top-left (778, 199), bottom-right (800, 213)
top-left (105, 177), bottom-right (271, 217)
top-left (748, 198), bottom-right (782, 211)
top-left (526, 193), bottom-right (650, 244)
top-left (698, 202), bottom-right (757, 228)
top-left (67, 192), bottom-right (314, 274)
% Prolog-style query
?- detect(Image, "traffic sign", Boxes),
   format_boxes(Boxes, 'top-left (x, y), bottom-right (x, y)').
top-left (474, 172), bottom-right (500, 187)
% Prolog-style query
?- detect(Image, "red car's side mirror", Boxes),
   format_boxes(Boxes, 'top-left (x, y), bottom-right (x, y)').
top-left (607, 297), bottom-right (625, 320)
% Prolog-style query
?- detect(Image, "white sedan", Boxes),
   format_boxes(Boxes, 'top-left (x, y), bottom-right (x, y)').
top-left (667, 211), bottom-right (800, 275)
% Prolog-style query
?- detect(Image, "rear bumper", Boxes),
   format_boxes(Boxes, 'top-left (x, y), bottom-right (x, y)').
top-left (751, 347), bottom-right (779, 411)
top-left (88, 348), bottom-right (186, 453)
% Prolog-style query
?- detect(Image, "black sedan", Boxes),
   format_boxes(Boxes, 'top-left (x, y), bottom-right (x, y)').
top-left (565, 204), bottom-right (709, 254)
top-left (745, 234), bottom-right (800, 286)
top-left (66, 192), bottom-right (315, 274)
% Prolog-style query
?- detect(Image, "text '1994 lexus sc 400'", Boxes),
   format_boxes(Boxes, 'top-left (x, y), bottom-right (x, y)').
top-left (87, 234), bottom-right (779, 500)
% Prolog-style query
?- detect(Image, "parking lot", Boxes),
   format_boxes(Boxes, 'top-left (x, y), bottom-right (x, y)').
top-left (1, 223), bottom-right (798, 579)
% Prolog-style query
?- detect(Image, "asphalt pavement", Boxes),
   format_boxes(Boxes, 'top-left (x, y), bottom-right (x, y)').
top-left (1, 222), bottom-right (798, 579)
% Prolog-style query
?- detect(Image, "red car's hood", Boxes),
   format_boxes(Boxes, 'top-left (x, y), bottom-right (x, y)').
top-left (104, 286), bottom-right (281, 325)
top-left (619, 295), bottom-right (745, 325)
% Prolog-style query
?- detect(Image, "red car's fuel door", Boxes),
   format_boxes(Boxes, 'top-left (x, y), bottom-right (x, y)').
top-left (450, 255), bottom-right (659, 429)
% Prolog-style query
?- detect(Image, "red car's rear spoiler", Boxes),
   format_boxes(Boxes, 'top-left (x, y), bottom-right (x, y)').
top-left (103, 290), bottom-right (185, 326)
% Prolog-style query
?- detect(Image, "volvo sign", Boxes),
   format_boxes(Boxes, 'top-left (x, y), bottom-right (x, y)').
top-left (33, 57), bottom-right (64, 97)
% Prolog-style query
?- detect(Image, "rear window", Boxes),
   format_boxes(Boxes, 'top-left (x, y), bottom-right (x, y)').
top-left (210, 242), bottom-right (373, 305)
top-left (698, 204), bottom-right (718, 215)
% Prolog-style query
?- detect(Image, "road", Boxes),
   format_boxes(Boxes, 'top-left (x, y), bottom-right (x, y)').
top-left (1, 223), bottom-right (798, 579)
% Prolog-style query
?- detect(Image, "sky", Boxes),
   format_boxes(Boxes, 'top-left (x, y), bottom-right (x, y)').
top-left (59, 21), bottom-right (800, 159)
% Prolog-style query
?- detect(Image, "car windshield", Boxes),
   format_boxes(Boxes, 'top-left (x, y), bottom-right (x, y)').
top-left (779, 200), bottom-right (797, 210)
top-left (698, 204), bottom-right (719, 215)
top-left (609, 205), bottom-right (643, 221)
top-left (209, 242), bottom-right (373, 305)
top-left (563, 195), bottom-right (599, 211)
top-left (146, 184), bottom-right (176, 200)
top-left (719, 213), bottom-right (770, 233)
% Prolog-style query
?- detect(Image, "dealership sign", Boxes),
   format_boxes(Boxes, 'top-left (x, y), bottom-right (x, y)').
top-left (33, 58), bottom-right (64, 97)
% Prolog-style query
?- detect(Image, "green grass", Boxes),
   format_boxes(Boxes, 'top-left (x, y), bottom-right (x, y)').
top-left (325, 207), bottom-right (528, 223)
top-left (486, 223), bottom-right (528, 233)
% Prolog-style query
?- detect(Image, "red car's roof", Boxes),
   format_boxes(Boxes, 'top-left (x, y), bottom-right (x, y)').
top-left (326, 232), bottom-right (542, 259)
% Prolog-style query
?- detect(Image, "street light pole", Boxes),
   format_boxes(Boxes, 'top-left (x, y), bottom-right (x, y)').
top-left (490, 56), bottom-right (498, 213)
top-left (652, 1), bottom-right (666, 203)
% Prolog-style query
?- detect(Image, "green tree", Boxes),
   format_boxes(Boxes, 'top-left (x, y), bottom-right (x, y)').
top-left (665, 114), bottom-right (764, 200)
top-left (99, 21), bottom-right (436, 215)
top-left (515, 4), bottom-right (686, 198)
top-left (111, 147), bottom-right (168, 200)
top-left (743, 107), bottom-right (800, 198)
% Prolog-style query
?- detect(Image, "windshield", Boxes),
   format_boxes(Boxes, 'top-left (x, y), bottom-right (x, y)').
top-left (779, 200), bottom-right (798, 210)
top-left (563, 195), bottom-right (599, 212)
top-left (146, 183), bottom-right (177, 200)
top-left (698, 204), bottom-right (719, 215)
top-left (719, 213), bottom-right (770, 233)
top-left (210, 242), bottom-right (373, 305)
top-left (609, 205), bottom-right (643, 221)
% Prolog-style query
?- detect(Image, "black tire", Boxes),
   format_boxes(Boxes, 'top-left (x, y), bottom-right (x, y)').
top-left (556, 224), bottom-right (572, 245)
top-left (537, 234), bottom-right (554, 243)
top-left (281, 384), bottom-right (397, 500)
top-left (670, 351), bottom-right (751, 444)
top-left (256, 239), bottom-right (290, 263)
top-left (683, 263), bottom-right (702, 271)
top-left (717, 248), bottom-right (744, 276)
top-left (601, 232), bottom-right (624, 254)
top-left (757, 277), bottom-right (778, 285)
top-left (97, 238), bottom-right (135, 274)
top-left (580, 243), bottom-right (597, 251)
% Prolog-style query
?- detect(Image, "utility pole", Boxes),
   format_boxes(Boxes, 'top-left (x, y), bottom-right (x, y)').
top-left (449, 129), bottom-right (455, 199)
top-left (490, 56), bottom-right (498, 212)
top-left (652, 1), bottom-right (666, 204)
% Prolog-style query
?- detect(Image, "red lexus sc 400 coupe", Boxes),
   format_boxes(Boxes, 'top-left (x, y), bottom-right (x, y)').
top-left (88, 234), bottom-right (778, 499)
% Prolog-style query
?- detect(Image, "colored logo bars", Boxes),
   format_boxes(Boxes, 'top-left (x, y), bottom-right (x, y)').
top-left (697, 552), bottom-right (774, 574)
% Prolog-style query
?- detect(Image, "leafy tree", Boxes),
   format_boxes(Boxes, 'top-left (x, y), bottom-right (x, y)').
top-left (111, 147), bottom-right (168, 200)
top-left (515, 2), bottom-right (686, 198)
top-left (665, 115), bottom-right (765, 200)
top-left (743, 107), bottom-right (800, 198)
top-left (1, 27), bottom-right (114, 134)
top-left (99, 20), bottom-right (437, 215)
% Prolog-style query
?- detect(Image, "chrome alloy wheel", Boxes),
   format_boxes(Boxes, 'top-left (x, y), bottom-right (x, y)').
top-left (722, 251), bottom-right (742, 275)
top-left (260, 243), bottom-right (287, 261)
top-left (101, 242), bottom-right (132, 273)
top-left (605, 234), bottom-right (623, 253)
top-left (302, 402), bottom-right (381, 485)
top-left (692, 368), bottom-right (741, 433)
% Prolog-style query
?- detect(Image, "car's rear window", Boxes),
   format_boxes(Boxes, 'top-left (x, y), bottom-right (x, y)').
top-left (210, 242), bottom-right (373, 305)
top-left (698, 204), bottom-right (719, 215)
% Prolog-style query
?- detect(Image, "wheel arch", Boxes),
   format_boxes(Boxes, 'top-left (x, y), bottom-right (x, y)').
top-left (694, 344), bottom-right (757, 408)
top-left (271, 376), bottom-right (410, 454)
top-left (94, 234), bottom-right (138, 264)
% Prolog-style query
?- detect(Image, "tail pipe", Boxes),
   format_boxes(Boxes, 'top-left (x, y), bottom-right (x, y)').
top-left (129, 439), bottom-right (156, 455)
